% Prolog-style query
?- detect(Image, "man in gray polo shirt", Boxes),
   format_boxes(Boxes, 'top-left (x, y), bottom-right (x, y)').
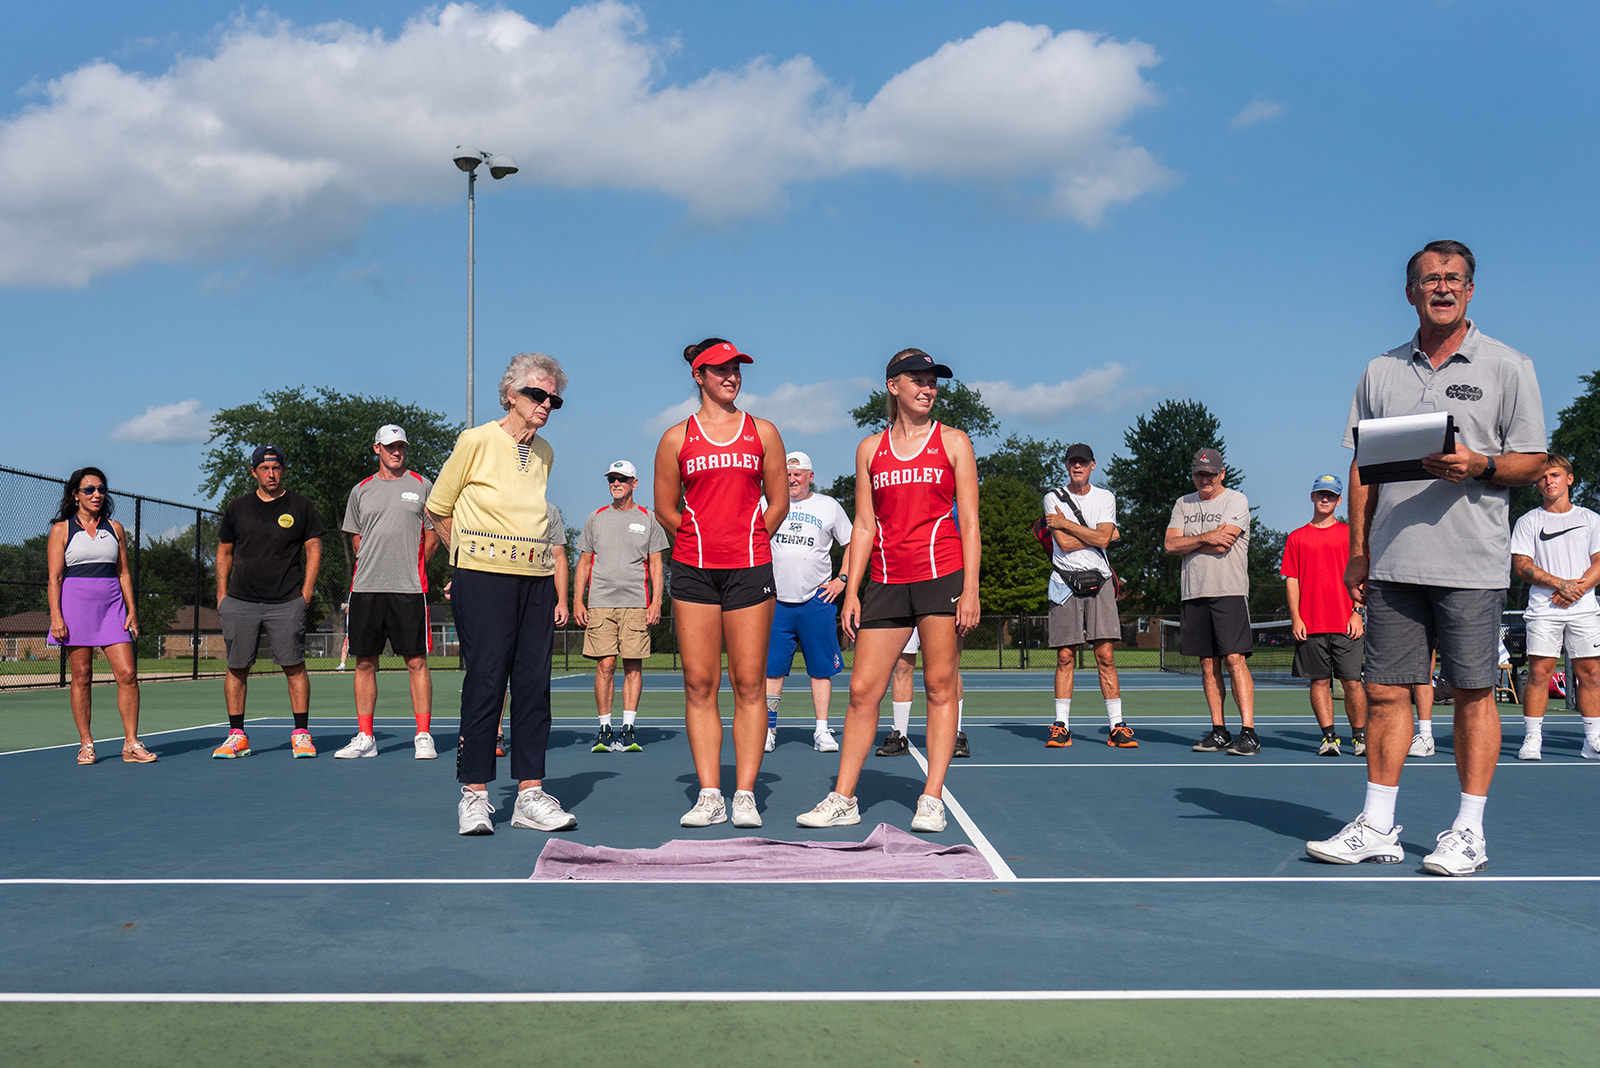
top-left (1307, 239), bottom-right (1546, 876)
top-left (334, 424), bottom-right (440, 760)
top-left (574, 460), bottom-right (668, 753)
top-left (1165, 447), bottom-right (1258, 756)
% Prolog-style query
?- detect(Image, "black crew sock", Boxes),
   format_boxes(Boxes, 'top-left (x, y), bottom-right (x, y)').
top-left (229, 714), bottom-right (245, 732)
top-left (293, 713), bottom-right (309, 731)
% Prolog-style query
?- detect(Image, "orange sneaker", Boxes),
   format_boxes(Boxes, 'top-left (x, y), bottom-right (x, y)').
top-left (1107, 722), bottom-right (1139, 748)
top-left (291, 729), bottom-right (317, 758)
top-left (212, 730), bottom-right (251, 759)
top-left (1046, 722), bottom-right (1072, 748)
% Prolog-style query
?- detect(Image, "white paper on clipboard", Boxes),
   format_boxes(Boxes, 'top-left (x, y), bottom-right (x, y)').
top-left (1352, 412), bottom-right (1456, 484)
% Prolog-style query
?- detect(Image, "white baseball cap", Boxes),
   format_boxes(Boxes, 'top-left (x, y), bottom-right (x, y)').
top-left (374, 424), bottom-right (407, 446)
top-left (606, 460), bottom-right (637, 480)
top-left (785, 451), bottom-right (813, 471)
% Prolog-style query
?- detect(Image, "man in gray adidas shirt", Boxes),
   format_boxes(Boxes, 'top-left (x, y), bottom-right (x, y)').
top-left (574, 460), bottom-right (668, 753)
top-left (335, 425), bottom-right (440, 760)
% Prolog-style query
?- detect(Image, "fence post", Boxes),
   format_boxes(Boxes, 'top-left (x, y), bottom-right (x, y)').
top-left (192, 510), bottom-right (203, 680)
top-left (130, 498), bottom-right (142, 678)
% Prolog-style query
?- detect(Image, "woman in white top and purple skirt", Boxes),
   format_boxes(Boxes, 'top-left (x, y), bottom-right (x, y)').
top-left (46, 467), bottom-right (155, 765)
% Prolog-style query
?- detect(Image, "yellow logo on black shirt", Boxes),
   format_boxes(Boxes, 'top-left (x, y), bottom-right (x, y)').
top-left (278, 514), bottom-right (294, 528)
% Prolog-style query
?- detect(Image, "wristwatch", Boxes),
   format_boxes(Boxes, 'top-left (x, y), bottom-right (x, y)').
top-left (836, 573), bottom-right (848, 585)
top-left (1473, 455), bottom-right (1497, 483)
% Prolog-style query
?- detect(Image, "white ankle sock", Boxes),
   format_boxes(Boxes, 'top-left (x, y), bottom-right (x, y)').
top-left (1586, 717), bottom-right (1600, 744)
top-left (892, 701), bottom-right (911, 735)
top-left (1418, 719), bottom-right (1434, 739)
top-left (1523, 715), bottom-right (1542, 738)
top-left (623, 709), bottom-right (637, 726)
top-left (1361, 781), bottom-right (1399, 834)
top-left (597, 713), bottom-right (612, 727)
top-left (1106, 698), bottom-right (1123, 726)
top-left (1054, 698), bottom-right (1071, 727)
top-left (1453, 792), bottom-right (1487, 837)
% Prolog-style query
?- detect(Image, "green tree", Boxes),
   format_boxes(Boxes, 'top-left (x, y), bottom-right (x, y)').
top-left (1551, 370), bottom-right (1600, 511)
top-left (977, 475), bottom-right (1051, 615)
top-left (849, 379), bottom-right (1000, 438)
top-left (0, 533), bottom-right (49, 617)
top-left (200, 387), bottom-right (461, 617)
top-left (975, 433), bottom-right (1072, 494)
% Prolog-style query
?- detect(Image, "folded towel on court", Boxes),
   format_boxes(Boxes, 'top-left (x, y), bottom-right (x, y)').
top-left (530, 822), bottom-right (995, 880)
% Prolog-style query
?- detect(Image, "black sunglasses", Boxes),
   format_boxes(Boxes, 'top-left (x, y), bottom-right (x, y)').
top-left (606, 475), bottom-right (632, 484)
top-left (79, 485), bottom-right (108, 495)
top-left (516, 386), bottom-right (564, 410)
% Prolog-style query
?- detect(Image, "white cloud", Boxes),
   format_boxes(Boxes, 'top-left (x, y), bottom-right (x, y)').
top-left (970, 363), bottom-right (1147, 421)
top-left (1230, 98), bottom-right (1286, 129)
top-left (647, 378), bottom-right (873, 434)
top-left (111, 399), bottom-right (213, 442)
top-left (0, 3), bottom-right (1170, 286)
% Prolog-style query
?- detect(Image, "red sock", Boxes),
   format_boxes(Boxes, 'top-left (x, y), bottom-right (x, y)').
top-left (415, 712), bottom-right (431, 734)
top-left (358, 714), bottom-right (375, 736)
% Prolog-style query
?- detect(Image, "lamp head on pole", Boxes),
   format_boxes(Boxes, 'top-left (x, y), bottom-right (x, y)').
top-left (488, 154), bottom-right (519, 180)
top-left (453, 146), bottom-right (484, 173)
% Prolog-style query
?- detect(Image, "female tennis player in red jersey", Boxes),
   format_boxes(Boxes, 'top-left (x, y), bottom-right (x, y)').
top-left (654, 338), bottom-right (789, 829)
top-left (797, 348), bottom-right (980, 833)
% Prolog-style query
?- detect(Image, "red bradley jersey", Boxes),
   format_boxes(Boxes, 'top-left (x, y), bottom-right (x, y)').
top-left (674, 412), bottom-right (771, 568)
top-left (868, 423), bottom-right (963, 583)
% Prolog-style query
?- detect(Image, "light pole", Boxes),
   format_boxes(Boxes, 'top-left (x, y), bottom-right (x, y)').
top-left (454, 146), bottom-right (519, 426)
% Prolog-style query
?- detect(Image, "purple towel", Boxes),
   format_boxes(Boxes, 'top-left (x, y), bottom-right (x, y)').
top-left (531, 823), bottom-right (996, 881)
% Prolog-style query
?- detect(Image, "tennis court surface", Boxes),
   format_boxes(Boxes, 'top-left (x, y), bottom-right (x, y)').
top-left (2, 670), bottom-right (1596, 1066)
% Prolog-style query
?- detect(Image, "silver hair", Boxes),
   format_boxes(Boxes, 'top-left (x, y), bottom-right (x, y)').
top-left (498, 352), bottom-right (569, 411)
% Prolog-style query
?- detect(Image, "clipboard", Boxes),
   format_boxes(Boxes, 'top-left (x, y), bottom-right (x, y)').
top-left (1352, 412), bottom-right (1456, 484)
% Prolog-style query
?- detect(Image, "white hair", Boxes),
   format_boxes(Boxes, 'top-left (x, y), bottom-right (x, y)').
top-left (498, 352), bottom-right (569, 411)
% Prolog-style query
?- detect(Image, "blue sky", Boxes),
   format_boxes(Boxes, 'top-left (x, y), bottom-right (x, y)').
top-left (2, 1), bottom-right (1595, 538)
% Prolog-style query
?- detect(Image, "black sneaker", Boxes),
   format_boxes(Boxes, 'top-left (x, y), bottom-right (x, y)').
top-left (591, 725), bottom-right (615, 753)
top-left (617, 724), bottom-right (642, 752)
top-left (953, 731), bottom-right (971, 758)
top-left (1225, 727), bottom-right (1261, 756)
top-left (1192, 726), bottom-right (1232, 752)
top-left (1318, 732), bottom-right (1340, 757)
top-left (876, 730), bottom-right (909, 757)
top-left (1353, 730), bottom-right (1367, 757)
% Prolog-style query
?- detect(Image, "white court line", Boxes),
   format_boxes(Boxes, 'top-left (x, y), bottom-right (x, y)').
top-left (902, 741), bottom-right (1017, 881)
top-left (956, 761), bottom-right (1597, 769)
top-left (0, 989), bottom-right (1595, 1003)
top-left (8, 874), bottom-right (1600, 886)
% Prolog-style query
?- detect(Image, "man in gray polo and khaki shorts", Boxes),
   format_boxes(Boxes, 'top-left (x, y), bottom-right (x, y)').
top-left (574, 460), bottom-right (668, 754)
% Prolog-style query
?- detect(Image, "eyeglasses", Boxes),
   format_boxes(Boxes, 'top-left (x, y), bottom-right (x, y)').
top-left (78, 485), bottom-right (107, 495)
top-left (1413, 273), bottom-right (1471, 292)
top-left (516, 386), bottom-right (564, 409)
top-left (606, 475), bottom-right (633, 484)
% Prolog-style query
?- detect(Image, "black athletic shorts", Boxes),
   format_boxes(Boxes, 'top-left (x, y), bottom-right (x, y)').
top-left (670, 560), bottom-right (775, 612)
top-left (347, 591), bottom-right (429, 658)
top-left (859, 570), bottom-right (965, 629)
top-left (1179, 595), bottom-right (1253, 659)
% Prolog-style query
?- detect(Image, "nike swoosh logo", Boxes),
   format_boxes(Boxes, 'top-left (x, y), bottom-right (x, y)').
top-left (1539, 527), bottom-right (1582, 541)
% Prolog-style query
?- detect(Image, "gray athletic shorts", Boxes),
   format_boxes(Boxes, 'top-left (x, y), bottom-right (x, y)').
top-left (219, 595), bottom-right (307, 670)
top-left (1048, 582), bottom-right (1120, 647)
top-left (1364, 581), bottom-right (1502, 689)
top-left (1292, 632), bottom-right (1363, 682)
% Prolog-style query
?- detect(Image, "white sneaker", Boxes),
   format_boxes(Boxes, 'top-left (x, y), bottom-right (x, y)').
top-left (334, 732), bottom-right (377, 759)
top-left (1582, 738), bottom-right (1600, 760)
top-left (910, 793), bottom-right (947, 832)
top-left (731, 791), bottom-right (762, 828)
top-left (796, 791), bottom-right (860, 828)
top-left (764, 728), bottom-right (776, 753)
top-left (457, 786), bottom-right (495, 835)
top-left (1408, 733), bottom-right (1435, 757)
top-left (1518, 735), bottom-right (1542, 761)
top-left (414, 732), bottom-right (437, 759)
top-left (680, 790), bottom-right (727, 827)
top-left (510, 787), bottom-right (577, 831)
top-left (813, 727), bottom-right (839, 753)
top-left (1306, 814), bottom-right (1404, 865)
top-left (1423, 827), bottom-right (1488, 876)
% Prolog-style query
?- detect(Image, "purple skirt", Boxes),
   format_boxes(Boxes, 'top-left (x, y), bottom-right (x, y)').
top-left (48, 576), bottom-right (131, 648)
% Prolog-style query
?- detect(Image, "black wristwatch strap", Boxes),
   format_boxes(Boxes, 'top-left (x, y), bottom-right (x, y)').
top-left (1474, 455), bottom-right (1497, 483)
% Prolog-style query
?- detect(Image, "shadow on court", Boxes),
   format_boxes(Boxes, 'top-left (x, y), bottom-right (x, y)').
top-left (1174, 786), bottom-right (1347, 840)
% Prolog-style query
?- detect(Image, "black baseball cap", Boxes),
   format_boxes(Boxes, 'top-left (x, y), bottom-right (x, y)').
top-left (251, 445), bottom-right (285, 469)
top-left (1065, 443), bottom-right (1095, 463)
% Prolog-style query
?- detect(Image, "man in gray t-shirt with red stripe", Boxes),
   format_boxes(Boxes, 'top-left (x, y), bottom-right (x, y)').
top-left (334, 424), bottom-right (441, 761)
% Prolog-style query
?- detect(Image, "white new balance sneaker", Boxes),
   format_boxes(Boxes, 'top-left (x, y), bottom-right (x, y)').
top-left (796, 791), bottom-right (860, 828)
top-left (813, 727), bottom-right (839, 753)
top-left (1518, 735), bottom-right (1542, 761)
top-left (1305, 814), bottom-right (1404, 865)
top-left (414, 732), bottom-right (437, 759)
top-left (910, 794), bottom-right (947, 833)
top-left (680, 790), bottom-right (727, 827)
top-left (731, 791), bottom-right (762, 828)
top-left (1422, 827), bottom-right (1488, 876)
top-left (457, 786), bottom-right (495, 835)
top-left (509, 787), bottom-right (577, 831)
top-left (334, 732), bottom-right (377, 759)
top-left (1408, 733), bottom-right (1435, 757)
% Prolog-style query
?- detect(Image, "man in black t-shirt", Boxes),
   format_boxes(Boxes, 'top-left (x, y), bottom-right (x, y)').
top-left (212, 445), bottom-right (327, 759)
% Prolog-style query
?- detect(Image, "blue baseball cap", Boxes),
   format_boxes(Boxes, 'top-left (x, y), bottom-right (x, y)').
top-left (1310, 473), bottom-right (1343, 496)
top-left (251, 445), bottom-right (285, 469)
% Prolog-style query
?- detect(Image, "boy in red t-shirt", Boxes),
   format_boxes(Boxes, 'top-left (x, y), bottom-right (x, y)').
top-left (1281, 474), bottom-right (1369, 755)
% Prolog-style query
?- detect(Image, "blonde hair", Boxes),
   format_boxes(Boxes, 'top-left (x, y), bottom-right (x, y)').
top-left (1546, 453), bottom-right (1574, 478)
top-left (498, 353), bottom-right (569, 411)
top-left (884, 348), bottom-right (929, 425)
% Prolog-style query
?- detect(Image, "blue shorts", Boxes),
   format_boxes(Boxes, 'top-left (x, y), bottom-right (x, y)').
top-left (766, 593), bottom-right (843, 679)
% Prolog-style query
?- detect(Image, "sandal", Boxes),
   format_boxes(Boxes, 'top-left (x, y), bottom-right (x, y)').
top-left (77, 742), bottom-right (96, 765)
top-left (122, 742), bottom-right (158, 764)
